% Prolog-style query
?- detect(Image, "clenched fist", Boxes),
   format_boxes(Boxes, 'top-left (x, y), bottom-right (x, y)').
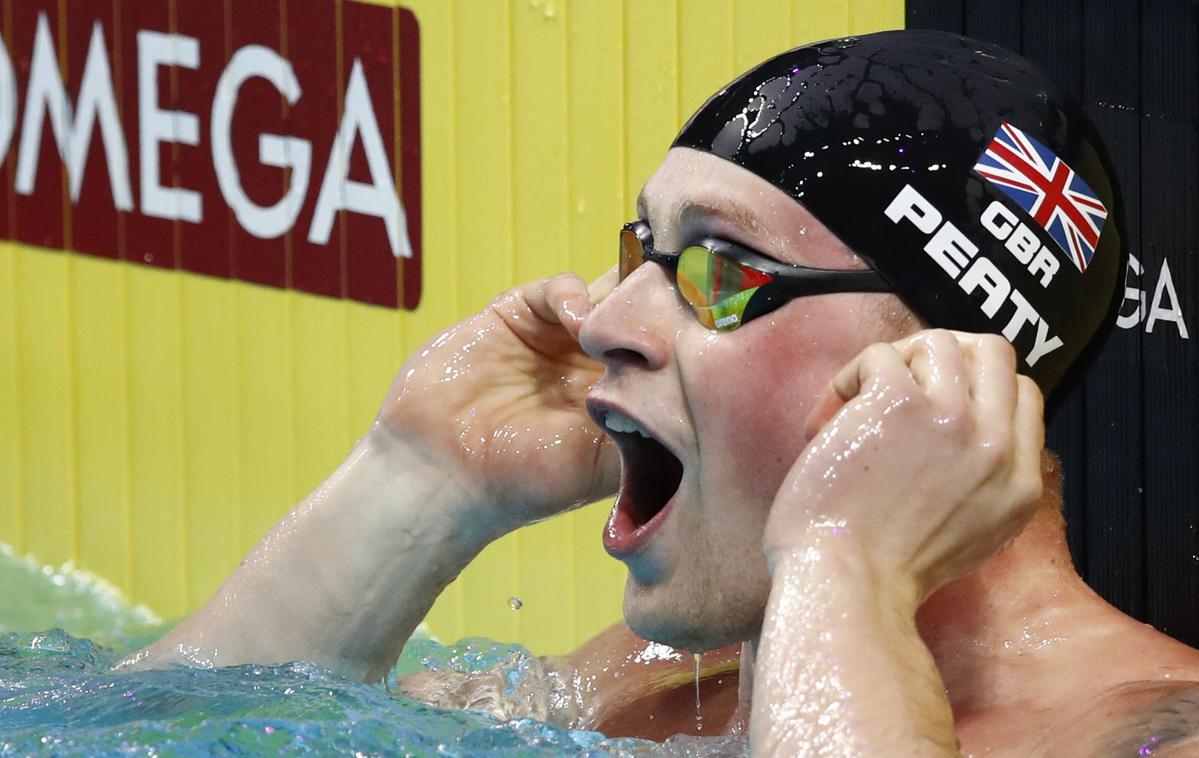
top-left (764, 329), bottom-right (1045, 600)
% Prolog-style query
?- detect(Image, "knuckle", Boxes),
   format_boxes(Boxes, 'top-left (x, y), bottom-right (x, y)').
top-left (925, 327), bottom-right (955, 344)
top-left (547, 271), bottom-right (579, 293)
top-left (1017, 375), bottom-right (1045, 408)
top-left (493, 286), bottom-right (524, 311)
top-left (979, 418), bottom-right (1013, 447)
top-left (936, 402), bottom-right (972, 433)
top-left (903, 328), bottom-right (946, 354)
top-left (979, 332), bottom-right (1011, 352)
top-left (863, 341), bottom-right (896, 361)
top-left (977, 438), bottom-right (1009, 470)
top-left (983, 333), bottom-right (1018, 364)
top-left (919, 329), bottom-right (953, 357)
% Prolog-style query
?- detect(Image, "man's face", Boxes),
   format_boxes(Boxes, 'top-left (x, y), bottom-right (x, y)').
top-left (580, 147), bottom-right (906, 650)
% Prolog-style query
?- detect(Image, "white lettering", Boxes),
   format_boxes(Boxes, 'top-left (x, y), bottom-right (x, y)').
top-left (72, 22), bottom-right (133, 209)
top-left (138, 30), bottom-right (201, 223)
top-left (1005, 223), bottom-right (1040, 266)
top-left (0, 34), bottom-right (15, 165)
top-left (924, 221), bottom-right (978, 278)
top-left (980, 200), bottom-right (1016, 242)
top-left (1002, 289), bottom-right (1041, 344)
top-left (17, 16), bottom-right (132, 210)
top-left (212, 45), bottom-right (311, 239)
top-left (883, 184), bottom-right (1067, 370)
top-left (1146, 257), bottom-right (1189, 339)
top-left (1028, 246), bottom-right (1059, 288)
top-left (979, 199), bottom-right (1059, 287)
top-left (1116, 253), bottom-right (1146, 330)
top-left (1026, 318), bottom-right (1065, 367)
top-left (16, 14), bottom-right (68, 196)
top-left (884, 183), bottom-right (942, 234)
top-left (958, 257), bottom-right (1010, 318)
top-left (309, 59), bottom-right (411, 258)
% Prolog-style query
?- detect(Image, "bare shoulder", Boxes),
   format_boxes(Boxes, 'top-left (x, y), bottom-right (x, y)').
top-left (1048, 680), bottom-right (1199, 757)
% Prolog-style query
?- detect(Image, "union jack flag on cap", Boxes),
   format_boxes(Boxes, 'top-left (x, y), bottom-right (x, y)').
top-left (973, 122), bottom-right (1109, 274)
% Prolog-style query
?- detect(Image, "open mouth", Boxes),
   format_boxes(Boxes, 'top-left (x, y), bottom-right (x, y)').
top-left (601, 409), bottom-right (685, 535)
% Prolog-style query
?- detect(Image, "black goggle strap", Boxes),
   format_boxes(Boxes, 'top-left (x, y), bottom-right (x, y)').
top-left (741, 268), bottom-right (892, 322)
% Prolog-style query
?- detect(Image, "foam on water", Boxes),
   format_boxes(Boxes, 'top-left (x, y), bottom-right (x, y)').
top-left (0, 546), bottom-right (747, 756)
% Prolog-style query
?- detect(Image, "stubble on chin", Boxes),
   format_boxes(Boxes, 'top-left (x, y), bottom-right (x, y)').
top-left (620, 570), bottom-right (769, 652)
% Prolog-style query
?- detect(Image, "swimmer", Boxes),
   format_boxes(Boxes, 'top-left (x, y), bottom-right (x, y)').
top-left (122, 30), bottom-right (1199, 754)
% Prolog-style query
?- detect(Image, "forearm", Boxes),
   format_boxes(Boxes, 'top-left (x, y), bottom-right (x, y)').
top-left (751, 537), bottom-right (958, 757)
top-left (119, 426), bottom-right (495, 682)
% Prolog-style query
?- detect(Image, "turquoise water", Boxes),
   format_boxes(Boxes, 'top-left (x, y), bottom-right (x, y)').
top-left (0, 547), bottom-right (745, 756)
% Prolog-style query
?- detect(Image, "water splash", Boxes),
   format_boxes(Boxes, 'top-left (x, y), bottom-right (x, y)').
top-left (0, 543), bottom-right (163, 649)
top-left (0, 629), bottom-right (748, 756)
top-left (0, 544), bottom-right (748, 755)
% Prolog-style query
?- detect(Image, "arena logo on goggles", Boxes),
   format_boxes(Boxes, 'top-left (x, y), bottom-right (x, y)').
top-left (0, 0), bottom-right (421, 309)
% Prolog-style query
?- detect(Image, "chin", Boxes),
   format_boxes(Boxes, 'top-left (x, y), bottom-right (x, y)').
top-left (621, 576), bottom-right (766, 652)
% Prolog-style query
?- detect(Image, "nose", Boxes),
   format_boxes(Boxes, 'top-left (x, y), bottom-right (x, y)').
top-left (580, 264), bottom-right (676, 371)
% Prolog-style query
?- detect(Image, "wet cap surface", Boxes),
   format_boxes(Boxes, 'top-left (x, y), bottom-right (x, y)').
top-left (673, 29), bottom-right (1127, 394)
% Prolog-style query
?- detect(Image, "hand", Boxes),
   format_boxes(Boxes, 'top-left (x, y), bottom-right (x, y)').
top-left (764, 329), bottom-right (1045, 600)
top-left (376, 269), bottom-right (621, 534)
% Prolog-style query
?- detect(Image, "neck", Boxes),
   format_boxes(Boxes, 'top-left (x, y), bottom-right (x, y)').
top-left (914, 456), bottom-right (1138, 717)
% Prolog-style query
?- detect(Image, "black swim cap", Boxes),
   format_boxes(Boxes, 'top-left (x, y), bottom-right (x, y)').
top-left (673, 29), bottom-right (1126, 394)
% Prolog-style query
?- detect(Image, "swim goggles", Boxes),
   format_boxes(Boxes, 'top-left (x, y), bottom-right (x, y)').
top-left (619, 219), bottom-right (892, 332)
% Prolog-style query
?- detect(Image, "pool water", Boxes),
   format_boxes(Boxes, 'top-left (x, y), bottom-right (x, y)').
top-left (0, 546), bottom-right (746, 756)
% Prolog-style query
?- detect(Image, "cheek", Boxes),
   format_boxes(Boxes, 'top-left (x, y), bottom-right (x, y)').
top-left (690, 301), bottom-right (871, 509)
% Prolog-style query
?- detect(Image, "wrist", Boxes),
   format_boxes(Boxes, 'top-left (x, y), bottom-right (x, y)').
top-left (766, 521), bottom-right (921, 615)
top-left (351, 425), bottom-right (509, 553)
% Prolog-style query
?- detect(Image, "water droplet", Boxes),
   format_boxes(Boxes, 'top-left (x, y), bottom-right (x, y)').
top-left (692, 652), bottom-right (703, 732)
top-left (507, 596), bottom-right (523, 611)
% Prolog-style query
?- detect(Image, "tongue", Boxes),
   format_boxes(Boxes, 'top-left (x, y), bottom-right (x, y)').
top-left (625, 436), bottom-right (684, 527)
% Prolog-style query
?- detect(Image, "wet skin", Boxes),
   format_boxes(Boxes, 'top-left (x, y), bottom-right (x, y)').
top-left (579, 149), bottom-right (1199, 754)
top-left (121, 142), bottom-right (1199, 753)
top-left (581, 147), bottom-right (907, 651)
top-left (918, 506), bottom-right (1199, 757)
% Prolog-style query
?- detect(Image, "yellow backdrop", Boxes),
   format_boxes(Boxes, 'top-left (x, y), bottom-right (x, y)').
top-left (0, 0), bottom-right (903, 655)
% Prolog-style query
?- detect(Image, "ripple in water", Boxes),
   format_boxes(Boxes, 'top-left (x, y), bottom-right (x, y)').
top-left (0, 547), bottom-right (747, 756)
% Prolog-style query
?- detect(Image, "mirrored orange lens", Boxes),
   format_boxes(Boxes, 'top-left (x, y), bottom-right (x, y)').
top-left (619, 229), bottom-right (644, 282)
top-left (677, 246), bottom-right (772, 307)
top-left (677, 246), bottom-right (773, 331)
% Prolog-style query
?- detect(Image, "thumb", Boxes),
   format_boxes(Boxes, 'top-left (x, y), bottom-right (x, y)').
top-left (803, 382), bottom-right (848, 442)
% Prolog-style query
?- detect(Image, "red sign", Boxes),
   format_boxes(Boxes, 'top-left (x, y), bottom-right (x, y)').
top-left (0, 0), bottom-right (421, 309)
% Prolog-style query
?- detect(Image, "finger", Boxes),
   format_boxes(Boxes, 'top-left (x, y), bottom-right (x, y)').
top-left (961, 333), bottom-right (1019, 425)
top-left (832, 342), bottom-right (919, 404)
top-left (544, 273), bottom-right (591, 339)
top-left (1013, 375), bottom-right (1045, 465)
top-left (516, 278), bottom-right (557, 323)
top-left (587, 265), bottom-right (619, 305)
top-left (516, 273), bottom-right (588, 325)
top-left (803, 382), bottom-right (848, 441)
top-left (892, 330), bottom-right (969, 411)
